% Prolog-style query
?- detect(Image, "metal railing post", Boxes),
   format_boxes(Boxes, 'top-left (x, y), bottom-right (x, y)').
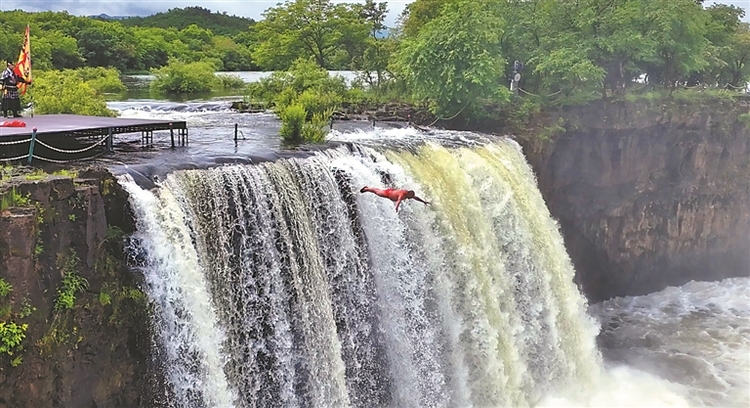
top-left (27, 127), bottom-right (37, 165)
top-left (107, 127), bottom-right (113, 152)
top-left (169, 122), bottom-right (175, 148)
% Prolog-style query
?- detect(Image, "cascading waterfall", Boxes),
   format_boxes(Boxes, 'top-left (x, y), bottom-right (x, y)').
top-left (121, 137), bottom-right (605, 407)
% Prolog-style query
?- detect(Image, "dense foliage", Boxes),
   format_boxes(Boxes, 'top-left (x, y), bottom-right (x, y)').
top-left (29, 69), bottom-right (120, 116)
top-left (120, 6), bottom-right (255, 37)
top-left (149, 59), bottom-right (245, 94)
top-left (252, 58), bottom-right (342, 144)
top-left (0, 0), bottom-right (747, 127)
top-left (397, 0), bottom-right (750, 108)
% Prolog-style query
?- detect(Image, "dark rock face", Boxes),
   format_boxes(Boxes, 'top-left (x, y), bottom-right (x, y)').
top-left (0, 168), bottom-right (154, 408)
top-left (521, 100), bottom-right (750, 302)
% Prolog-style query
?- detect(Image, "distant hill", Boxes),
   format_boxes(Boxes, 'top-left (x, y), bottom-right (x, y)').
top-left (120, 6), bottom-right (255, 37)
top-left (89, 13), bottom-right (130, 20)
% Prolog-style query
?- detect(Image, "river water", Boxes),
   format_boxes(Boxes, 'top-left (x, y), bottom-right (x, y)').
top-left (105, 77), bottom-right (749, 407)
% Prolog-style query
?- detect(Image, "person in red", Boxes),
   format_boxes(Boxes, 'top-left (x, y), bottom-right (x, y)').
top-left (359, 186), bottom-right (430, 212)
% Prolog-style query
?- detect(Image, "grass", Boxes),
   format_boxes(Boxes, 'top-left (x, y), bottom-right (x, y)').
top-left (0, 187), bottom-right (30, 211)
top-left (24, 168), bottom-right (47, 181)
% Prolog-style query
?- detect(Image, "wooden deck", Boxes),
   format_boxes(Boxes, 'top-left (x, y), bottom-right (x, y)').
top-left (0, 114), bottom-right (188, 163)
top-left (0, 114), bottom-right (187, 139)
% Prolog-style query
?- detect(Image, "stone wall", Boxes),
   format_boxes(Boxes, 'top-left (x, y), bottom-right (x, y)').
top-left (520, 99), bottom-right (750, 302)
top-left (0, 168), bottom-right (155, 408)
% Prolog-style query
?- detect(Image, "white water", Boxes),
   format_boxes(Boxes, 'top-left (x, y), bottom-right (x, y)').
top-left (591, 277), bottom-right (750, 407)
top-left (114, 116), bottom-right (748, 407)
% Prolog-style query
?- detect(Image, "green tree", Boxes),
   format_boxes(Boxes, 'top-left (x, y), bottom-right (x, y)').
top-left (394, 0), bottom-right (511, 117)
top-left (75, 20), bottom-right (138, 71)
top-left (209, 36), bottom-right (254, 71)
top-left (252, 0), bottom-right (371, 70)
top-left (398, 0), bottom-right (451, 38)
top-left (179, 24), bottom-right (213, 52)
top-left (132, 27), bottom-right (171, 70)
top-left (0, 22), bottom-right (23, 63)
top-left (640, 0), bottom-right (708, 89)
top-left (721, 24), bottom-right (750, 88)
top-left (45, 32), bottom-right (85, 69)
top-left (699, 5), bottom-right (747, 87)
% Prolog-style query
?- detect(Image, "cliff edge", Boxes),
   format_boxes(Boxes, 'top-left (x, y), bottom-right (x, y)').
top-left (521, 96), bottom-right (750, 302)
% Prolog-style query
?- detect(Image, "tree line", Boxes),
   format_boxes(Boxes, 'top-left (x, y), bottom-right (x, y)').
top-left (1, 0), bottom-right (748, 119)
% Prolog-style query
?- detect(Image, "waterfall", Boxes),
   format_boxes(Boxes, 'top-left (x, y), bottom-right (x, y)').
top-left (121, 138), bottom-right (604, 407)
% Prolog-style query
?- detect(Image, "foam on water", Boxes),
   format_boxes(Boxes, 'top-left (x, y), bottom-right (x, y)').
top-left (591, 277), bottom-right (750, 407)
top-left (539, 365), bottom-right (691, 407)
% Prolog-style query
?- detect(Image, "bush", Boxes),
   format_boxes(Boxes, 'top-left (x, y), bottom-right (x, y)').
top-left (150, 59), bottom-right (217, 94)
top-left (279, 103), bottom-right (306, 144)
top-left (28, 70), bottom-right (117, 117)
top-left (216, 74), bottom-right (245, 90)
top-left (73, 67), bottom-right (127, 93)
top-left (248, 57), bottom-right (348, 107)
top-left (297, 89), bottom-right (340, 119)
top-left (301, 109), bottom-right (332, 144)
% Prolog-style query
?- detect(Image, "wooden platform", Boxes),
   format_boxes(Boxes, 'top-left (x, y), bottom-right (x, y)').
top-left (0, 114), bottom-right (187, 139)
top-left (0, 114), bottom-right (188, 163)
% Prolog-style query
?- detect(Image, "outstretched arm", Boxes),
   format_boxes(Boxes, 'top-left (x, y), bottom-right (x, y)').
top-left (394, 197), bottom-right (403, 212)
top-left (412, 195), bottom-right (430, 206)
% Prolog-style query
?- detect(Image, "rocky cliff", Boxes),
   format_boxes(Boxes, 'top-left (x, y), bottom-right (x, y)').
top-left (520, 97), bottom-right (750, 302)
top-left (0, 167), bottom-right (155, 408)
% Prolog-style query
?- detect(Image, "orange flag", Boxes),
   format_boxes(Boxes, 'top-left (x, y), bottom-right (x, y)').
top-left (14, 25), bottom-right (31, 95)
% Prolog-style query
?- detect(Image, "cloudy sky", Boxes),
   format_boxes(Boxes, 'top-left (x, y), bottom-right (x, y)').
top-left (0, 0), bottom-right (747, 26)
top-left (0, 1), bottom-right (413, 27)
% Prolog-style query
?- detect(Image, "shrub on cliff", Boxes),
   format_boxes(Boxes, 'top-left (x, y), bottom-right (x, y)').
top-left (279, 102), bottom-right (331, 145)
top-left (0, 278), bottom-right (27, 367)
top-left (279, 103), bottom-right (305, 144)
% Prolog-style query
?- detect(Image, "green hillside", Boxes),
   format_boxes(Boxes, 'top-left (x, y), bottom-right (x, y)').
top-left (121, 6), bottom-right (255, 37)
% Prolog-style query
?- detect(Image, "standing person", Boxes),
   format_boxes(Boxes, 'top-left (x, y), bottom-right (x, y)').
top-left (1, 61), bottom-right (30, 118)
top-left (360, 185), bottom-right (430, 212)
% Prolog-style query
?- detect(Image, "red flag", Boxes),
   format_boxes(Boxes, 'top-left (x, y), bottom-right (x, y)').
top-left (15, 25), bottom-right (31, 95)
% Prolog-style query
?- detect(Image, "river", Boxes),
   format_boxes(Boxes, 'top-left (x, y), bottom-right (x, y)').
top-left (105, 74), bottom-right (749, 407)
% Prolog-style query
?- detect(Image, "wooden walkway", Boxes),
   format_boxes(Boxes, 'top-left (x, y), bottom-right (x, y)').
top-left (0, 114), bottom-right (187, 140)
top-left (0, 114), bottom-right (188, 163)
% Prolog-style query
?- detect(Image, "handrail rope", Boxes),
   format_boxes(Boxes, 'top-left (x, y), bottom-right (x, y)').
top-left (0, 153), bottom-right (28, 162)
top-left (35, 134), bottom-right (109, 154)
top-left (32, 150), bottom-right (110, 164)
top-left (426, 101), bottom-right (470, 127)
top-left (518, 88), bottom-right (563, 97)
top-left (31, 155), bottom-right (76, 164)
top-left (0, 137), bottom-right (33, 146)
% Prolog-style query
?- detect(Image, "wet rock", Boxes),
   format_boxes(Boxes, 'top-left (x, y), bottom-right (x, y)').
top-left (521, 99), bottom-right (750, 302)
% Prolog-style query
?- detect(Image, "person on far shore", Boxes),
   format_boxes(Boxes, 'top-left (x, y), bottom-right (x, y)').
top-left (1, 60), bottom-right (30, 118)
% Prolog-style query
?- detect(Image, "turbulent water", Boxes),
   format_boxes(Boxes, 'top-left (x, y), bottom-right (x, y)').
top-left (113, 102), bottom-right (749, 407)
top-left (592, 277), bottom-right (750, 407)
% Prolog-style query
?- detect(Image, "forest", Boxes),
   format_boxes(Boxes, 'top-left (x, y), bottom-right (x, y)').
top-left (0, 0), bottom-right (748, 130)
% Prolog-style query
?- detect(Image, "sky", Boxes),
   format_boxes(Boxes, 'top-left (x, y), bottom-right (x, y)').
top-left (0, 0), bottom-right (747, 26)
top-left (0, 0), bottom-right (414, 27)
